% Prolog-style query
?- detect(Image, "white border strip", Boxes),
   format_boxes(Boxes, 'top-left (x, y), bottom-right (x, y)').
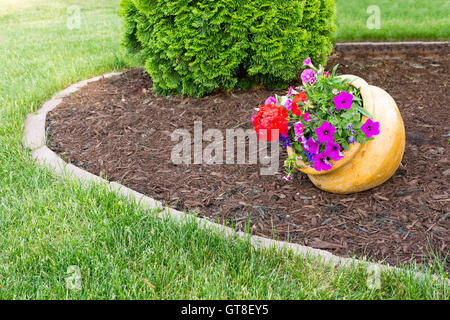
top-left (23, 71), bottom-right (449, 286)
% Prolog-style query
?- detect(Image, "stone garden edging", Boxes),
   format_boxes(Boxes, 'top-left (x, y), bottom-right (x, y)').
top-left (23, 70), bottom-right (449, 286)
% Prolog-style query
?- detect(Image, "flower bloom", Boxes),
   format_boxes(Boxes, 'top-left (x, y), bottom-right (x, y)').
top-left (347, 123), bottom-right (355, 134)
top-left (290, 102), bottom-right (302, 117)
top-left (315, 121), bottom-right (336, 143)
top-left (283, 98), bottom-right (292, 110)
top-left (252, 103), bottom-right (288, 141)
top-left (299, 134), bottom-right (308, 149)
top-left (348, 136), bottom-right (355, 144)
top-left (303, 57), bottom-right (311, 66)
top-left (360, 118), bottom-right (380, 138)
top-left (294, 122), bottom-right (304, 136)
top-left (324, 141), bottom-right (343, 161)
top-left (304, 150), bottom-right (314, 163)
top-left (292, 92), bottom-right (307, 104)
top-left (279, 135), bottom-right (291, 147)
top-left (283, 175), bottom-right (293, 181)
top-left (301, 69), bottom-right (314, 84)
top-left (265, 96), bottom-right (277, 105)
top-left (288, 86), bottom-right (293, 96)
top-left (333, 91), bottom-right (353, 110)
top-left (312, 152), bottom-right (332, 171)
top-left (332, 88), bottom-right (339, 95)
top-left (310, 78), bottom-right (316, 85)
top-left (303, 112), bottom-right (311, 122)
top-left (323, 72), bottom-right (330, 78)
top-left (306, 137), bottom-right (319, 154)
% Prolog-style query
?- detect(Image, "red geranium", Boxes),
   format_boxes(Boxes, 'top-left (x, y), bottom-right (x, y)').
top-left (252, 103), bottom-right (288, 141)
top-left (292, 92), bottom-right (307, 104)
top-left (290, 102), bottom-right (302, 117)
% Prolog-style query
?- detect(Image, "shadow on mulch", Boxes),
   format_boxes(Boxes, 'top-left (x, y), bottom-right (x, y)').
top-left (46, 44), bottom-right (450, 271)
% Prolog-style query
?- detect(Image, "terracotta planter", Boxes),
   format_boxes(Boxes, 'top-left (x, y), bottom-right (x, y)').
top-left (286, 75), bottom-right (405, 194)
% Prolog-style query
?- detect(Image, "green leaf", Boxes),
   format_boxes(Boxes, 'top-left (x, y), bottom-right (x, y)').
top-left (341, 109), bottom-right (353, 120)
top-left (355, 105), bottom-right (373, 119)
top-left (342, 141), bottom-right (349, 151)
top-left (331, 64), bottom-right (339, 77)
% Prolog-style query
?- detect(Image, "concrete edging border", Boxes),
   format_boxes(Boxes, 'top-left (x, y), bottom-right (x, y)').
top-left (23, 70), bottom-right (449, 286)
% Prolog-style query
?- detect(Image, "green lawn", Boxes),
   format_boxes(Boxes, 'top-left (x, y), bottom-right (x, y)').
top-left (0, 0), bottom-right (448, 299)
top-left (335, 0), bottom-right (450, 41)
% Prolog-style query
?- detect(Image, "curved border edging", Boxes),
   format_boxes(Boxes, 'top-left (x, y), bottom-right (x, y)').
top-left (23, 71), bottom-right (449, 286)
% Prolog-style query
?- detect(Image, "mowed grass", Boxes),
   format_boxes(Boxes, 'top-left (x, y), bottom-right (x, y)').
top-left (335, 0), bottom-right (450, 41)
top-left (0, 0), bottom-right (448, 299)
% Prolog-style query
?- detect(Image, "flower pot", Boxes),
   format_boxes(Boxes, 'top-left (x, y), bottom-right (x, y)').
top-left (286, 75), bottom-right (405, 194)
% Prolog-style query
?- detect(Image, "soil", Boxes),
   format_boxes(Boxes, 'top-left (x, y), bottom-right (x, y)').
top-left (46, 44), bottom-right (450, 271)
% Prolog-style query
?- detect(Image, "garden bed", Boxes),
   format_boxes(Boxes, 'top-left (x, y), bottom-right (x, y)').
top-left (46, 44), bottom-right (449, 270)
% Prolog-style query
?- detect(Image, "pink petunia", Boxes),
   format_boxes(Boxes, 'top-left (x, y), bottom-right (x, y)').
top-left (303, 112), bottom-right (311, 122)
top-left (294, 122), bottom-right (304, 136)
top-left (301, 69), bottom-right (314, 84)
top-left (265, 96), bottom-right (277, 105)
top-left (284, 99), bottom-right (293, 110)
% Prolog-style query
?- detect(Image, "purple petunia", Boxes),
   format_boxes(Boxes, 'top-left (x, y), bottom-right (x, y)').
top-left (333, 91), bottom-right (353, 110)
top-left (312, 152), bottom-right (332, 171)
top-left (315, 121), bottom-right (336, 143)
top-left (303, 57), bottom-right (311, 66)
top-left (360, 118), bottom-right (380, 138)
top-left (298, 134), bottom-right (308, 150)
top-left (324, 141), bottom-right (343, 161)
top-left (305, 137), bottom-right (319, 154)
top-left (301, 69), bottom-right (315, 84)
top-left (288, 86), bottom-right (293, 96)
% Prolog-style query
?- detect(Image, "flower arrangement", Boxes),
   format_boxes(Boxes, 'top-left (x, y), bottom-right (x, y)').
top-left (251, 58), bottom-right (380, 180)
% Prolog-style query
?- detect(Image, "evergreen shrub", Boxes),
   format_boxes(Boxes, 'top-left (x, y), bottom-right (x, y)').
top-left (119, 0), bottom-right (336, 97)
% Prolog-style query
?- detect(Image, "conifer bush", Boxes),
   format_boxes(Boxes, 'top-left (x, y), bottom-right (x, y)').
top-left (119, 0), bottom-right (336, 97)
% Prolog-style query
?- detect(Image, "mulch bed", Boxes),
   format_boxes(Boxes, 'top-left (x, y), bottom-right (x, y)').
top-left (46, 44), bottom-right (450, 271)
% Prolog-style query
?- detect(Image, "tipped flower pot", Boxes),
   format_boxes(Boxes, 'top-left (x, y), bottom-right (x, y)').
top-left (287, 75), bottom-right (405, 194)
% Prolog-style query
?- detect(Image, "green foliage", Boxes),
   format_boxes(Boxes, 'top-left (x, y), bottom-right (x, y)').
top-left (119, 0), bottom-right (336, 97)
top-left (299, 72), bottom-right (370, 155)
top-left (278, 62), bottom-right (374, 178)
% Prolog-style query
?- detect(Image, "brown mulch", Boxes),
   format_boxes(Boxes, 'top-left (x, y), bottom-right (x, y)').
top-left (46, 44), bottom-right (450, 271)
